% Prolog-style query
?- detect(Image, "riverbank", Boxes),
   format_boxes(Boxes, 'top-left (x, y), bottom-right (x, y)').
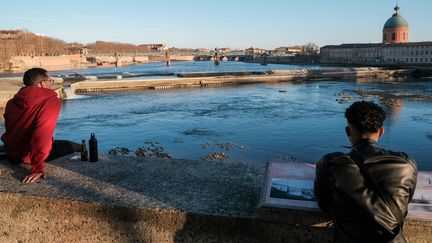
top-left (0, 155), bottom-right (430, 242)
top-left (0, 55), bottom-right (196, 74)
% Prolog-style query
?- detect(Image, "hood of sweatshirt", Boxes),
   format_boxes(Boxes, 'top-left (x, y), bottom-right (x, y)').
top-left (11, 86), bottom-right (58, 110)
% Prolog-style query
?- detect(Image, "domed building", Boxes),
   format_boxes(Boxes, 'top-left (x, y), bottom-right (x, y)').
top-left (382, 5), bottom-right (409, 44)
top-left (320, 4), bottom-right (432, 66)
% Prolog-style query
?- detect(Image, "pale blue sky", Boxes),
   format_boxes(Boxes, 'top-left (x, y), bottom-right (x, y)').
top-left (2, 0), bottom-right (431, 49)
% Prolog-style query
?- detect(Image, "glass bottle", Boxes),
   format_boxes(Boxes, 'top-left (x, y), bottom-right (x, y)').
top-left (81, 139), bottom-right (88, 161)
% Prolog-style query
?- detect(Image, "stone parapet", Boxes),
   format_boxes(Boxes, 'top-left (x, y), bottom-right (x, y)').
top-left (0, 193), bottom-right (334, 243)
top-left (0, 155), bottom-right (430, 242)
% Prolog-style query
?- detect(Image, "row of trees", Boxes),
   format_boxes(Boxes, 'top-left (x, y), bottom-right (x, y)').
top-left (301, 42), bottom-right (320, 55)
top-left (87, 41), bottom-right (173, 55)
top-left (0, 30), bottom-right (67, 57)
top-left (0, 30), bottom-right (168, 68)
top-left (1, 29), bottom-right (321, 69)
top-left (0, 30), bottom-right (73, 69)
top-left (87, 41), bottom-right (138, 55)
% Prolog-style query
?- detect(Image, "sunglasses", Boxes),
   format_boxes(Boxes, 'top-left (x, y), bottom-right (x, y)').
top-left (40, 79), bottom-right (55, 85)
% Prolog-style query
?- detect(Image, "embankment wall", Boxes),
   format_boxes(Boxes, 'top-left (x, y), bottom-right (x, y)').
top-left (1, 193), bottom-right (430, 242)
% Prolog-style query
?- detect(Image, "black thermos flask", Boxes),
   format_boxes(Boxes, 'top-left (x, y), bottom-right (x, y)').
top-left (89, 133), bottom-right (98, 162)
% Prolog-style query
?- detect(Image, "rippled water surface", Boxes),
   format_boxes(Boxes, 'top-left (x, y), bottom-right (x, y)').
top-left (1, 62), bottom-right (431, 170)
top-left (57, 83), bottom-right (432, 170)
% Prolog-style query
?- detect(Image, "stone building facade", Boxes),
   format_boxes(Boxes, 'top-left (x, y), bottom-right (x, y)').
top-left (320, 5), bottom-right (432, 66)
top-left (383, 42), bottom-right (432, 65)
top-left (320, 44), bottom-right (382, 65)
top-left (274, 46), bottom-right (303, 55)
top-left (245, 47), bottom-right (267, 54)
top-left (320, 42), bottom-right (432, 66)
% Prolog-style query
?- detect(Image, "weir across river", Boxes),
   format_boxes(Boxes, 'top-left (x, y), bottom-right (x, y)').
top-left (69, 67), bottom-right (412, 94)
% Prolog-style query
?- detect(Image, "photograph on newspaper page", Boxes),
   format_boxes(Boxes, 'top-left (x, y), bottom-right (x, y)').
top-left (407, 171), bottom-right (432, 220)
top-left (260, 162), bottom-right (319, 210)
top-left (260, 162), bottom-right (432, 220)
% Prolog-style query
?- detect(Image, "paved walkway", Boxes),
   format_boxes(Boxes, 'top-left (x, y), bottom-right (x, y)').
top-left (0, 154), bottom-right (265, 217)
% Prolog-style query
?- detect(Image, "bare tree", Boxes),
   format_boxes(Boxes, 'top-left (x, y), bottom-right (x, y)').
top-left (87, 41), bottom-right (137, 55)
top-left (0, 37), bottom-right (12, 69)
top-left (302, 42), bottom-right (320, 55)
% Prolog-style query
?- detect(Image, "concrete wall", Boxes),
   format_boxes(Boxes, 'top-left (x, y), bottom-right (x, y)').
top-left (0, 193), bottom-right (332, 243)
top-left (171, 55), bottom-right (195, 61)
top-left (134, 56), bottom-right (149, 62)
top-left (148, 55), bottom-right (195, 62)
top-left (1, 193), bottom-right (431, 242)
top-left (10, 55), bottom-right (87, 71)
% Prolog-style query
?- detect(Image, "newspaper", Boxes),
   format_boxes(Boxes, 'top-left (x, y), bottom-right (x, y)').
top-left (259, 162), bottom-right (432, 220)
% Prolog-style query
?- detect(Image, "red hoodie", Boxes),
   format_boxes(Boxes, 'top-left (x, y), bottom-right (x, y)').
top-left (1, 86), bottom-right (60, 173)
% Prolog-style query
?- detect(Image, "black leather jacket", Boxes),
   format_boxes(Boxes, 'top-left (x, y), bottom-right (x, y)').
top-left (314, 139), bottom-right (417, 243)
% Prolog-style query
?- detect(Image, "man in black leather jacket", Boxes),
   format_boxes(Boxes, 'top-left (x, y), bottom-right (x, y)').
top-left (314, 101), bottom-right (417, 243)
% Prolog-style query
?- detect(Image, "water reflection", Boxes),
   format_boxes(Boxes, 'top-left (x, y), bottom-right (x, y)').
top-left (380, 97), bottom-right (404, 125)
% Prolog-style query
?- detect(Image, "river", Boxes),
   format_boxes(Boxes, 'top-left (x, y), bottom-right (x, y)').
top-left (1, 61), bottom-right (431, 170)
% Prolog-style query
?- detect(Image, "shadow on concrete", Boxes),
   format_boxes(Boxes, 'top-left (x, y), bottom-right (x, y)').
top-left (0, 159), bottom-right (30, 184)
top-left (172, 212), bottom-right (333, 242)
top-left (0, 155), bottom-right (264, 241)
top-left (0, 158), bottom-right (155, 242)
top-left (0, 155), bottom-right (332, 242)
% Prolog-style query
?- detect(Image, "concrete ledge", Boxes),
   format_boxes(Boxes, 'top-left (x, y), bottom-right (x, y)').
top-left (0, 78), bottom-right (22, 109)
top-left (69, 68), bottom-right (415, 94)
top-left (177, 70), bottom-right (271, 78)
top-left (0, 193), bottom-right (333, 242)
top-left (257, 207), bottom-right (432, 243)
top-left (0, 155), bottom-right (333, 242)
top-left (1, 195), bottom-right (430, 243)
top-left (1, 156), bottom-right (431, 242)
top-left (0, 77), bottom-right (64, 112)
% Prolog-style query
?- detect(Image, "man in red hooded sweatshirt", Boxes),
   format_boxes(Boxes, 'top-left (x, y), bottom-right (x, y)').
top-left (1, 68), bottom-right (79, 184)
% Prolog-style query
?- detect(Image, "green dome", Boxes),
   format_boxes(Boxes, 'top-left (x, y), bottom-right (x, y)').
top-left (383, 5), bottom-right (408, 29)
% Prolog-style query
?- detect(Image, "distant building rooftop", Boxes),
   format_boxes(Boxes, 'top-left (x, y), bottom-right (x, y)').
top-left (321, 42), bottom-right (432, 49)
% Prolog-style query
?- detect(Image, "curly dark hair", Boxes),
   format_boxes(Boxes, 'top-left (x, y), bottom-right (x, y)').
top-left (345, 101), bottom-right (386, 133)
